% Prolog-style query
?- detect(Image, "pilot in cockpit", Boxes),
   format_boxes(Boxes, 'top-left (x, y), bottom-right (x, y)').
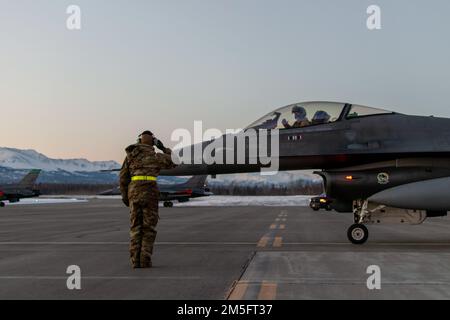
top-left (282, 105), bottom-right (310, 128)
top-left (311, 110), bottom-right (331, 125)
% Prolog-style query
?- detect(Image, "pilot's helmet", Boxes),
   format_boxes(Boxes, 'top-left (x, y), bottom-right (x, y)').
top-left (291, 105), bottom-right (306, 119)
top-left (312, 110), bottom-right (331, 124)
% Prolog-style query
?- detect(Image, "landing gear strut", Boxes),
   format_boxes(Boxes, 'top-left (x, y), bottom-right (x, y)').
top-left (347, 200), bottom-right (369, 244)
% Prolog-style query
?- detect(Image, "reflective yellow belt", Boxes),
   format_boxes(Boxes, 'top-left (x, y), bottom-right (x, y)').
top-left (131, 176), bottom-right (157, 181)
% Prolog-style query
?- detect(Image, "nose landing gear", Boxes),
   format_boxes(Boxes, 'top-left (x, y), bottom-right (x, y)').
top-left (347, 223), bottom-right (369, 244)
top-left (347, 200), bottom-right (369, 244)
top-left (344, 199), bottom-right (431, 245)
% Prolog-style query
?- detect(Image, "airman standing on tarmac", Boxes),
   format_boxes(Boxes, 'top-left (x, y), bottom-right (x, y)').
top-left (119, 130), bottom-right (176, 268)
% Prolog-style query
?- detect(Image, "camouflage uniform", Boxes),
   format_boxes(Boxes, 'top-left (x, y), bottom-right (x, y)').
top-left (119, 143), bottom-right (176, 268)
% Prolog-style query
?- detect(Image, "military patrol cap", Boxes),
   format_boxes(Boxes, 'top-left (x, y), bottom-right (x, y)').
top-left (139, 130), bottom-right (153, 137)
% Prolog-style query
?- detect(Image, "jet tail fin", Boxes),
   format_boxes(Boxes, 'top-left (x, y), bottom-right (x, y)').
top-left (18, 169), bottom-right (41, 189)
top-left (180, 175), bottom-right (208, 189)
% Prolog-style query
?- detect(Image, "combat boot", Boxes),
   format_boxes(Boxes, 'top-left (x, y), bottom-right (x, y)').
top-left (141, 257), bottom-right (152, 268)
top-left (131, 257), bottom-right (141, 269)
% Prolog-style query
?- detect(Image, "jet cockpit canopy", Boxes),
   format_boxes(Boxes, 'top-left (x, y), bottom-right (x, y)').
top-left (246, 101), bottom-right (393, 130)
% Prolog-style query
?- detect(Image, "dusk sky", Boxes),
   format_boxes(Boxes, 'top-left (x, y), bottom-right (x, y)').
top-left (1, 0), bottom-right (449, 162)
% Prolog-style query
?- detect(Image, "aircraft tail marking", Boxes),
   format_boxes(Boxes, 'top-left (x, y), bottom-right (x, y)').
top-left (180, 175), bottom-right (208, 189)
top-left (18, 169), bottom-right (41, 189)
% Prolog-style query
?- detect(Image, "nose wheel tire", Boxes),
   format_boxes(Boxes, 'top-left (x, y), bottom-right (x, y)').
top-left (347, 224), bottom-right (369, 245)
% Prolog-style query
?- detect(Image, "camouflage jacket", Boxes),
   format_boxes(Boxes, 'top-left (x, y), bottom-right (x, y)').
top-left (119, 143), bottom-right (176, 203)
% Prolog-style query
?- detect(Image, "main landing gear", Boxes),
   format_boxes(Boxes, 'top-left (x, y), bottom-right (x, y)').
top-left (163, 201), bottom-right (174, 208)
top-left (347, 200), bottom-right (369, 245)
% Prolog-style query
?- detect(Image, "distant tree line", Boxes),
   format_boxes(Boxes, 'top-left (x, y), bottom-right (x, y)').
top-left (208, 182), bottom-right (323, 196)
top-left (37, 183), bottom-right (117, 195)
top-left (36, 181), bottom-right (324, 196)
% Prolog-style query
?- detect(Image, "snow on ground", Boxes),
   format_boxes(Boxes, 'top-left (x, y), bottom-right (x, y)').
top-left (88, 195), bottom-right (312, 206)
top-left (171, 195), bottom-right (311, 207)
top-left (4, 198), bottom-right (88, 206)
top-left (2, 195), bottom-right (312, 207)
top-left (82, 195), bottom-right (312, 206)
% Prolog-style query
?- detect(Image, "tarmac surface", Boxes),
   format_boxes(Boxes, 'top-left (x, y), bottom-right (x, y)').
top-left (1, 198), bottom-right (450, 299)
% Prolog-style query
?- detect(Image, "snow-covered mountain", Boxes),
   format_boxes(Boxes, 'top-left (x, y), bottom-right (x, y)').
top-left (0, 147), bottom-right (119, 172)
top-left (0, 166), bottom-right (119, 185)
top-left (0, 147), bottom-right (322, 188)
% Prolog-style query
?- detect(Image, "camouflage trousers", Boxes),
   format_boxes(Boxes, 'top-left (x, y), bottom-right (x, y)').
top-left (129, 200), bottom-right (159, 268)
